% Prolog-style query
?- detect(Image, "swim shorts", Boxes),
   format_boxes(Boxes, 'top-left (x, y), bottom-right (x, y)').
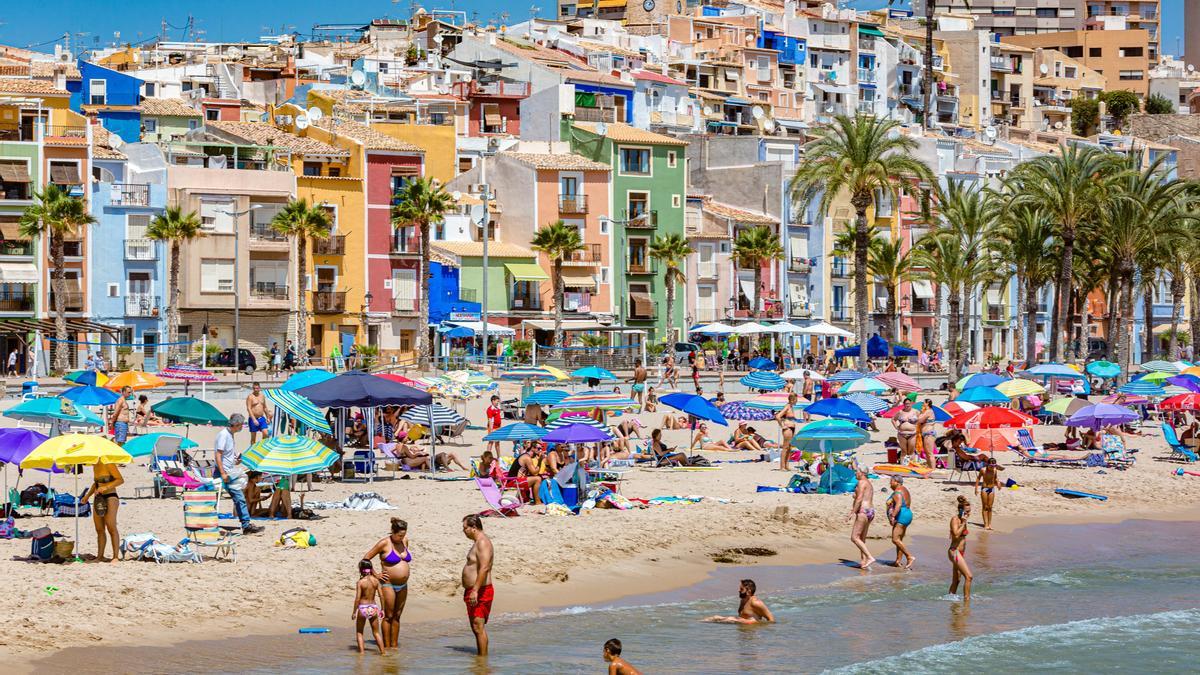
top-left (113, 421), bottom-right (129, 444)
top-left (248, 416), bottom-right (269, 433)
top-left (631, 383), bottom-right (645, 393)
top-left (465, 584), bottom-right (494, 623)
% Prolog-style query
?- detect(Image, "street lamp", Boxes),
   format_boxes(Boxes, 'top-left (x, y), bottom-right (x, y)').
top-left (361, 291), bottom-right (374, 348)
top-left (218, 204), bottom-right (267, 375)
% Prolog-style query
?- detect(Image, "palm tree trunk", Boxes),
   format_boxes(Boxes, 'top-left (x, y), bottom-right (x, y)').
top-left (852, 200), bottom-right (870, 368)
top-left (959, 286), bottom-right (970, 370)
top-left (886, 286), bottom-right (896, 360)
top-left (169, 241), bottom-right (181, 362)
top-left (1104, 271), bottom-right (1119, 360)
top-left (553, 259), bottom-right (565, 348)
top-left (1111, 280), bottom-right (1124, 368)
top-left (297, 236), bottom-right (309, 360)
top-left (947, 291), bottom-right (961, 383)
top-left (1191, 272), bottom-right (1200, 360)
top-left (753, 262), bottom-right (763, 352)
top-left (931, 283), bottom-right (942, 353)
top-left (665, 272), bottom-right (676, 344)
top-left (1168, 272), bottom-right (1185, 360)
top-left (1025, 280), bottom-right (1039, 366)
top-left (1076, 289), bottom-right (1089, 360)
top-left (1014, 273), bottom-right (1025, 365)
top-left (1119, 275), bottom-right (1136, 377)
top-left (51, 235), bottom-right (67, 372)
top-left (1053, 229), bottom-right (1075, 362)
top-left (1142, 287), bottom-right (1155, 360)
top-left (418, 223), bottom-right (431, 366)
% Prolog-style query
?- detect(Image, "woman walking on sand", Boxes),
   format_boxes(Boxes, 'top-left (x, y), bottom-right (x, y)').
top-left (948, 496), bottom-right (973, 600)
top-left (79, 460), bottom-right (124, 562)
top-left (849, 465), bottom-right (875, 570)
top-left (886, 476), bottom-right (915, 569)
top-left (775, 393), bottom-right (798, 471)
top-left (976, 457), bottom-right (1004, 530)
top-left (363, 518), bottom-right (412, 649)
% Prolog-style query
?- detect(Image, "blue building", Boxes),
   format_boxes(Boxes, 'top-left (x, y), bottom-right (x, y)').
top-left (69, 61), bottom-right (144, 143)
top-left (428, 260), bottom-right (482, 324)
top-left (89, 132), bottom-right (168, 369)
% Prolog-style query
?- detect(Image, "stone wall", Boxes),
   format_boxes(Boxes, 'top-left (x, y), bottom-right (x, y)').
top-left (1127, 113), bottom-right (1200, 141)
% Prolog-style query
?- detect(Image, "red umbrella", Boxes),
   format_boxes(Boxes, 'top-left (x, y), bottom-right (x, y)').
top-left (377, 373), bottom-right (422, 388)
top-left (876, 372), bottom-right (920, 392)
top-left (967, 428), bottom-right (1019, 452)
top-left (944, 406), bottom-right (1037, 430)
top-left (942, 401), bottom-right (980, 417)
top-left (1159, 393), bottom-right (1200, 411)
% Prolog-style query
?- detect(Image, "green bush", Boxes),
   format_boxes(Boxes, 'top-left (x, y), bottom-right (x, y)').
top-left (1100, 90), bottom-right (1140, 128)
top-left (1071, 97), bottom-right (1100, 136)
top-left (1145, 93), bottom-right (1175, 115)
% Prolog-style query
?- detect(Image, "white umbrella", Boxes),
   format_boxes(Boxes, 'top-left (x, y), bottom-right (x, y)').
top-left (781, 368), bottom-right (826, 381)
top-left (730, 322), bottom-right (774, 335)
top-left (795, 321), bottom-right (855, 338)
top-left (693, 322), bottom-right (736, 335)
top-left (768, 321), bottom-right (808, 333)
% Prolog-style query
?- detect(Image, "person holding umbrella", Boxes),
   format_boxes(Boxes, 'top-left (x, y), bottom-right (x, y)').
top-left (78, 460), bottom-right (124, 563)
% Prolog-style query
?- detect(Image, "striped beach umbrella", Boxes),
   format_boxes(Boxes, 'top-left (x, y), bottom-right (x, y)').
top-left (65, 370), bottom-right (108, 387)
top-left (438, 381), bottom-right (480, 401)
top-left (524, 389), bottom-right (569, 406)
top-left (838, 377), bottom-right (889, 395)
top-left (876, 372), bottom-right (919, 392)
top-left (739, 371), bottom-right (786, 391)
top-left (159, 364), bottom-right (218, 383)
top-left (955, 372), bottom-right (1009, 391)
top-left (780, 368), bottom-right (825, 381)
top-left (995, 378), bottom-right (1044, 398)
top-left (483, 423), bottom-right (548, 442)
top-left (264, 388), bottom-right (333, 434)
top-left (501, 366), bottom-right (567, 381)
top-left (1137, 371), bottom-right (1172, 384)
top-left (718, 401), bottom-right (775, 421)
top-left (1140, 360), bottom-right (1185, 374)
top-left (743, 391), bottom-right (794, 411)
top-left (1118, 380), bottom-right (1166, 396)
top-left (546, 414), bottom-right (609, 432)
top-left (842, 392), bottom-right (890, 415)
top-left (447, 369), bottom-right (497, 391)
top-left (241, 435), bottom-right (337, 476)
top-left (1101, 393), bottom-right (1149, 405)
top-left (1042, 397), bottom-right (1091, 417)
top-left (401, 404), bottom-right (466, 429)
top-left (941, 401), bottom-right (980, 417)
top-left (828, 370), bottom-right (867, 383)
top-left (553, 390), bottom-right (637, 412)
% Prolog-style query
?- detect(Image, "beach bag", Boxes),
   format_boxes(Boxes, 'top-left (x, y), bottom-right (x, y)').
top-left (53, 494), bottom-right (89, 518)
top-left (278, 527), bottom-right (316, 548)
top-left (20, 484), bottom-right (48, 507)
top-left (686, 455), bottom-right (711, 467)
top-left (53, 540), bottom-right (74, 559)
top-left (30, 528), bottom-right (54, 561)
top-left (0, 515), bottom-right (14, 538)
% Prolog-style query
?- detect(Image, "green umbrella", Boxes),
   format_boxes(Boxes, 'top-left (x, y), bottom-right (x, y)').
top-left (151, 397), bottom-right (229, 426)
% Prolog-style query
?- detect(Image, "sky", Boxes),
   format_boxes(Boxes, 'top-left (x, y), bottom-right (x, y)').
top-left (0, 1), bottom-right (1187, 56)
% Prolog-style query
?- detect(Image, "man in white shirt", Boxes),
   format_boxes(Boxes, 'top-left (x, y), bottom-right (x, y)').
top-left (215, 414), bottom-right (263, 534)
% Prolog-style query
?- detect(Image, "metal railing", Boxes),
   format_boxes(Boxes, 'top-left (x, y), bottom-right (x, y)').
top-left (696, 261), bottom-right (719, 279)
top-left (566, 243), bottom-right (602, 264)
top-left (0, 289), bottom-right (35, 311)
top-left (474, 81), bottom-right (531, 97)
top-left (249, 223), bottom-right (288, 242)
top-left (509, 293), bottom-right (542, 311)
top-left (857, 100), bottom-right (876, 114)
top-left (625, 209), bottom-right (657, 229)
top-left (312, 290), bottom-right (346, 313)
top-left (789, 258), bottom-right (812, 274)
top-left (0, 240), bottom-right (34, 256)
top-left (627, 256), bottom-right (658, 274)
top-left (558, 194), bottom-right (588, 214)
top-left (314, 234), bottom-right (346, 255)
top-left (574, 106), bottom-right (617, 123)
top-left (791, 303), bottom-right (812, 318)
top-left (110, 183), bottom-right (150, 206)
top-left (43, 125), bottom-right (88, 139)
top-left (990, 56), bottom-right (1012, 72)
top-left (857, 68), bottom-right (877, 83)
top-left (831, 259), bottom-right (853, 277)
top-left (859, 38), bottom-right (877, 52)
top-left (391, 231), bottom-right (422, 255)
top-left (125, 293), bottom-right (159, 317)
top-left (124, 239), bottom-right (157, 260)
top-left (251, 284), bottom-right (289, 300)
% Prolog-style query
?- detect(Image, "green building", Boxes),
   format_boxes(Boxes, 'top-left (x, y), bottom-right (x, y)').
top-left (138, 98), bottom-right (201, 143)
top-left (563, 121), bottom-right (688, 343)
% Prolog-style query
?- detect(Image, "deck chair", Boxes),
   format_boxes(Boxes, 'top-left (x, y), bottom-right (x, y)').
top-left (343, 449), bottom-right (378, 482)
top-left (475, 477), bottom-right (522, 517)
top-left (182, 490), bottom-right (239, 561)
top-left (946, 450), bottom-right (981, 483)
top-left (1011, 445), bottom-right (1091, 467)
top-left (444, 419), bottom-right (468, 445)
top-left (1161, 423), bottom-right (1199, 463)
top-left (1099, 434), bottom-right (1136, 468)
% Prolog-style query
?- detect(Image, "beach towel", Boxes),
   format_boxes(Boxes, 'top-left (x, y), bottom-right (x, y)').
top-left (308, 492), bottom-right (395, 511)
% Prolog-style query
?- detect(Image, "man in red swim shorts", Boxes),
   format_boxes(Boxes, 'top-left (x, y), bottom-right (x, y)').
top-left (462, 513), bottom-right (494, 655)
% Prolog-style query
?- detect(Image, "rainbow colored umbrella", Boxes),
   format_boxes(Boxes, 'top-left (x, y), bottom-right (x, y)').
top-left (264, 389), bottom-right (332, 434)
top-left (553, 390), bottom-right (637, 412)
top-left (242, 436), bottom-right (337, 476)
top-left (838, 377), bottom-right (889, 395)
top-left (743, 391), bottom-right (794, 411)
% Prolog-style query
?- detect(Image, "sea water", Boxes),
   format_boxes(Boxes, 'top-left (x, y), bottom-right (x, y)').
top-left (42, 519), bottom-right (1200, 673)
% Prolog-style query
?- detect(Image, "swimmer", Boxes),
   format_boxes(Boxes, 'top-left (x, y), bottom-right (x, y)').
top-left (703, 579), bottom-right (775, 624)
top-left (603, 638), bottom-right (643, 675)
top-left (949, 495), bottom-right (973, 601)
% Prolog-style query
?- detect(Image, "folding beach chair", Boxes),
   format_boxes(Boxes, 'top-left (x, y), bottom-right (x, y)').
top-left (946, 451), bottom-right (980, 483)
top-left (1162, 423), bottom-right (1199, 463)
top-left (182, 490), bottom-right (239, 561)
top-left (475, 477), bottom-right (522, 517)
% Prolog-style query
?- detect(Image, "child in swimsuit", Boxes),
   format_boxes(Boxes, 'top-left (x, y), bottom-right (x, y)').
top-left (353, 559), bottom-right (386, 654)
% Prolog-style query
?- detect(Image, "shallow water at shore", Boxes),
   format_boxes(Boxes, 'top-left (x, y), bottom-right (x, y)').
top-left (37, 518), bottom-right (1200, 673)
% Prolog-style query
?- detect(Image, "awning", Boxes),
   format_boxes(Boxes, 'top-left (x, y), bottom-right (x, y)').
top-left (739, 278), bottom-right (754, 301)
top-left (0, 317), bottom-right (120, 336)
top-left (0, 160), bottom-right (31, 182)
top-left (504, 262), bottom-right (550, 282)
top-left (912, 280), bottom-right (934, 299)
top-left (859, 25), bottom-right (886, 38)
top-left (443, 321), bottom-right (515, 336)
top-left (986, 289), bottom-right (1003, 306)
top-left (0, 263), bottom-right (37, 283)
top-left (0, 220), bottom-right (22, 239)
top-left (630, 291), bottom-right (653, 318)
top-left (596, 0), bottom-right (626, 8)
top-left (50, 163), bottom-right (81, 185)
top-left (900, 96), bottom-right (925, 111)
top-left (776, 119), bottom-right (808, 129)
top-left (484, 112), bottom-right (502, 127)
top-left (812, 82), bottom-right (854, 96)
top-left (725, 97), bottom-right (752, 106)
top-left (521, 319), bottom-right (626, 331)
top-left (560, 268), bottom-right (596, 288)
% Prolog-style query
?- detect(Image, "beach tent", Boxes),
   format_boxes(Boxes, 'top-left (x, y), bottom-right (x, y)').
top-left (833, 335), bottom-right (917, 359)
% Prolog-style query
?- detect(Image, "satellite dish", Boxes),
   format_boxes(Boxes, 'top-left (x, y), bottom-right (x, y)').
top-left (451, 190), bottom-right (462, 202)
top-left (108, 134), bottom-right (124, 149)
top-left (595, 121), bottom-right (608, 136)
top-left (985, 126), bottom-right (998, 140)
top-left (306, 106), bottom-right (324, 122)
top-left (295, 113), bottom-right (310, 130)
top-left (1039, 63), bottom-right (1049, 75)
top-left (350, 70), bottom-right (367, 87)
top-left (751, 105), bottom-right (765, 120)
top-left (226, 46), bottom-right (242, 60)
top-left (1054, 121), bottom-right (1063, 130)
top-left (1190, 64), bottom-right (1196, 73)
top-left (703, 105), bottom-right (713, 115)
top-left (762, 119), bottom-right (776, 134)
top-left (824, 105), bottom-right (835, 114)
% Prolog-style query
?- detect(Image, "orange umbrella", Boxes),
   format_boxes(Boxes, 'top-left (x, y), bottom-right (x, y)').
top-left (967, 428), bottom-right (1018, 452)
top-left (104, 370), bottom-right (166, 391)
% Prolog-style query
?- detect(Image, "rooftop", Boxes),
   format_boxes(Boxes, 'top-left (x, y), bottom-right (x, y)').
top-left (140, 97), bottom-right (202, 117)
top-left (205, 121), bottom-right (350, 157)
top-left (0, 77), bottom-right (70, 95)
top-left (701, 199), bottom-right (777, 224)
top-left (91, 125), bottom-right (126, 160)
top-left (500, 151), bottom-right (611, 171)
top-left (573, 121), bottom-right (690, 146)
top-left (316, 117), bottom-right (423, 153)
top-left (432, 240), bottom-right (536, 258)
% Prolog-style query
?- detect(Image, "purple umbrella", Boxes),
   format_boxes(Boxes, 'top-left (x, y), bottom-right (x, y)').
top-left (719, 401), bottom-right (774, 422)
top-left (542, 422), bottom-right (615, 444)
top-left (1166, 375), bottom-right (1200, 393)
top-left (0, 428), bottom-right (48, 466)
top-left (1065, 403), bottom-right (1139, 430)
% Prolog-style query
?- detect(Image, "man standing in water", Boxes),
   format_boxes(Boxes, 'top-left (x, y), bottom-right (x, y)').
top-left (849, 464), bottom-right (876, 569)
top-left (703, 579), bottom-right (775, 624)
top-left (630, 360), bottom-right (647, 411)
top-left (245, 382), bottom-right (272, 444)
top-left (462, 514), bottom-right (494, 656)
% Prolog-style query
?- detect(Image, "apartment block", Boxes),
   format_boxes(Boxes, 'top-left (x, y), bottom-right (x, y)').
top-left (915, 1), bottom-right (1086, 37)
top-left (1007, 28), bottom-right (1150, 95)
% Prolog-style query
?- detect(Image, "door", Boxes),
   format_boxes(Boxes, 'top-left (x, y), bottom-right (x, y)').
top-left (560, 175), bottom-right (578, 197)
top-left (340, 327), bottom-right (355, 360)
top-left (142, 332), bottom-right (159, 372)
top-left (315, 267), bottom-right (337, 293)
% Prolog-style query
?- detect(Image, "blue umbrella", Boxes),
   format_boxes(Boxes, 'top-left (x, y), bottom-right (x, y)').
top-left (281, 369), bottom-right (335, 391)
top-left (748, 357), bottom-right (777, 371)
top-left (718, 401), bottom-right (774, 422)
top-left (483, 423), bottom-right (548, 442)
top-left (442, 326), bottom-right (475, 339)
top-left (956, 386), bottom-right (1010, 405)
top-left (660, 392), bottom-right (729, 426)
top-left (1085, 360), bottom-right (1122, 379)
top-left (61, 385), bottom-right (121, 406)
top-left (1166, 375), bottom-right (1200, 393)
top-left (524, 389), bottom-right (569, 406)
top-left (122, 432), bottom-right (199, 459)
top-left (828, 370), bottom-right (867, 383)
top-left (804, 398), bottom-right (871, 423)
top-left (1065, 403), bottom-right (1139, 430)
top-left (842, 392), bottom-right (889, 415)
top-left (956, 372), bottom-right (1009, 391)
top-left (740, 371), bottom-right (786, 391)
top-left (70, 370), bottom-right (104, 386)
top-left (1118, 380), bottom-right (1166, 396)
top-left (298, 371), bottom-right (432, 408)
top-left (571, 366), bottom-right (617, 381)
top-left (1024, 363), bottom-right (1085, 379)
top-left (792, 419), bottom-right (870, 451)
top-left (542, 422), bottom-right (614, 444)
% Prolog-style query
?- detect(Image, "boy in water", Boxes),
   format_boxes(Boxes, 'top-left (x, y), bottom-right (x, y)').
top-left (703, 579), bottom-right (776, 624)
top-left (603, 638), bottom-right (643, 674)
top-left (352, 559), bottom-right (386, 654)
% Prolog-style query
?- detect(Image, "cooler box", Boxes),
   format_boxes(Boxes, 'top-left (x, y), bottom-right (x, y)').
top-left (887, 446), bottom-right (899, 463)
top-left (560, 485), bottom-right (578, 507)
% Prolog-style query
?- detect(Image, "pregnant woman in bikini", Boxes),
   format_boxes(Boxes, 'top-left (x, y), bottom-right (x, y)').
top-left (363, 517), bottom-right (412, 649)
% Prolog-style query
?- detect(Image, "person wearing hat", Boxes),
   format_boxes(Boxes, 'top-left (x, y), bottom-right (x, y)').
top-left (215, 414), bottom-right (264, 534)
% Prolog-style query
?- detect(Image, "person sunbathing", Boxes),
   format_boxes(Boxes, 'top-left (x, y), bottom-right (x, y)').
top-left (662, 413), bottom-right (689, 430)
top-left (510, 444), bottom-right (549, 504)
top-left (612, 418), bottom-right (643, 452)
top-left (650, 429), bottom-right (687, 466)
top-left (691, 422), bottom-right (735, 452)
top-left (604, 441), bottom-right (653, 465)
top-left (732, 422), bottom-right (762, 452)
top-left (947, 433), bottom-right (987, 471)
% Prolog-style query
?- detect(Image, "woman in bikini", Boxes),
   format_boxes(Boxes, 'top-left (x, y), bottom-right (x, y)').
top-left (732, 421), bottom-right (762, 452)
top-left (975, 457), bottom-right (1005, 530)
top-left (886, 476), bottom-right (915, 569)
top-left (949, 496), bottom-right (973, 600)
top-left (849, 464), bottom-right (876, 569)
top-left (775, 393), bottom-right (799, 471)
top-left (362, 517), bottom-right (412, 650)
top-left (915, 399), bottom-right (937, 468)
top-left (893, 398), bottom-right (919, 463)
top-left (79, 460), bottom-right (124, 563)
top-left (690, 422), bottom-right (735, 452)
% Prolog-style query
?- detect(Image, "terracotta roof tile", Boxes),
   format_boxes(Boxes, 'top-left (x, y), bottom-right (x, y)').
top-left (573, 121), bottom-right (689, 146)
top-left (205, 121), bottom-right (350, 157)
top-left (0, 77), bottom-right (69, 95)
top-left (91, 126), bottom-right (126, 160)
top-left (702, 199), bottom-right (776, 224)
top-left (316, 117), bottom-right (424, 153)
top-left (500, 151), bottom-right (611, 171)
top-left (140, 97), bottom-right (201, 117)
top-left (432, 240), bottom-right (536, 258)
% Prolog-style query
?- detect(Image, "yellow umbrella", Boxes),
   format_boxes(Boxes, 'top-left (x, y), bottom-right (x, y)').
top-left (105, 370), bottom-right (166, 391)
top-left (1183, 366), bottom-right (1200, 378)
top-left (995, 378), bottom-right (1045, 398)
top-left (542, 366), bottom-right (570, 381)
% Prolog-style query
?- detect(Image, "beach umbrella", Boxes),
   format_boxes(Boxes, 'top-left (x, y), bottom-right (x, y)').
top-left (264, 389), bottom-right (333, 434)
top-left (121, 432), bottom-right (199, 459)
top-left (151, 397), bottom-right (229, 426)
top-left (242, 435), bottom-right (337, 476)
top-left (483, 423), bottom-right (548, 442)
top-left (1182, 366), bottom-right (1200, 378)
top-left (296, 370), bottom-right (432, 408)
top-left (104, 370), bottom-right (165, 391)
top-left (1165, 375), bottom-right (1200, 393)
top-left (1159, 393), bottom-right (1200, 411)
top-left (438, 381), bottom-right (480, 401)
top-left (1043, 397), bottom-right (1091, 417)
top-left (1163, 385), bottom-right (1193, 396)
top-left (1085, 360), bottom-right (1121, 379)
top-left (743, 391), bottom-right (795, 411)
top-left (747, 357), bottom-right (777, 371)
top-left (941, 401), bottom-right (980, 417)
top-left (955, 372), bottom-right (1009, 391)
top-left (660, 392), bottom-right (728, 426)
top-left (415, 375), bottom-right (451, 391)
top-left (956, 386), bottom-right (1010, 405)
top-left (1102, 393), bottom-right (1149, 405)
top-left (65, 370), bottom-right (108, 387)
top-left (61, 384), bottom-right (121, 406)
top-left (842, 392), bottom-right (890, 415)
top-left (1023, 363), bottom-right (1085, 379)
top-left (995, 378), bottom-right (1044, 398)
top-left (159, 364), bottom-right (218, 382)
top-left (692, 322), bottom-right (736, 335)
top-left (545, 414), bottom-right (609, 432)
top-left (780, 368), bottom-right (825, 381)
top-left (880, 402), bottom-right (952, 422)
top-left (875, 372), bottom-right (919, 392)
top-left (376, 373), bottom-right (422, 387)
top-left (944, 406), bottom-right (1036, 430)
top-left (524, 389), bottom-right (569, 406)
top-left (543, 422), bottom-right (614, 444)
top-left (571, 366), bottom-right (617, 381)
top-left (442, 326), bottom-right (475, 339)
top-left (1117, 380), bottom-right (1166, 397)
top-left (401, 404), bottom-right (465, 429)
top-left (838, 377), bottom-right (889, 395)
top-left (739, 371), bottom-right (786, 391)
top-left (501, 366), bottom-right (567, 381)
top-left (0, 428), bottom-right (54, 497)
top-left (804, 397), bottom-right (871, 423)
top-left (828, 370), bottom-right (867, 383)
top-left (1137, 371), bottom-right (1173, 384)
top-left (1140, 360), bottom-right (1185, 374)
top-left (792, 420), bottom-right (870, 491)
top-left (447, 370), bottom-right (498, 391)
top-left (281, 369), bottom-right (335, 391)
top-left (718, 401), bottom-right (775, 422)
top-left (966, 428), bottom-right (1018, 453)
top-left (554, 390), bottom-right (637, 412)
top-left (4, 396), bottom-right (103, 427)
top-left (1065, 403), bottom-right (1139, 429)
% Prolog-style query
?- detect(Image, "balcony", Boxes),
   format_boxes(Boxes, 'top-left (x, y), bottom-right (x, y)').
top-left (0, 240), bottom-right (34, 257)
top-left (696, 261), bottom-right (719, 279)
top-left (857, 100), bottom-right (876, 114)
top-left (558, 194), bottom-right (588, 214)
top-left (695, 308), bottom-right (720, 323)
top-left (831, 259), bottom-right (853, 278)
top-left (1010, 97), bottom-right (1024, 107)
top-left (43, 125), bottom-right (88, 141)
top-left (859, 38), bottom-right (877, 52)
top-left (391, 230), bottom-right (422, 256)
top-left (831, 307), bottom-right (850, 322)
top-left (125, 293), bottom-right (159, 317)
top-left (472, 81), bottom-right (532, 98)
top-left (312, 290), bottom-right (346, 313)
top-left (50, 291), bottom-right (84, 312)
top-left (789, 258), bottom-right (812, 274)
top-left (990, 56), bottom-right (1012, 73)
top-left (249, 223), bottom-right (288, 242)
top-left (110, 183), bottom-right (150, 207)
top-left (627, 256), bottom-right (658, 274)
top-left (509, 292), bottom-right (543, 312)
top-left (313, 234), bottom-right (346, 256)
top-left (251, 283), bottom-right (289, 301)
top-left (574, 106), bottom-right (617, 123)
top-left (857, 68), bottom-right (877, 84)
top-left (565, 243), bottom-right (602, 265)
top-left (393, 296), bottom-right (419, 315)
top-left (625, 209), bottom-right (657, 229)
top-left (0, 289), bottom-right (35, 312)
top-left (791, 302), bottom-right (813, 318)
top-left (911, 298), bottom-right (935, 315)
top-left (124, 239), bottom-right (157, 261)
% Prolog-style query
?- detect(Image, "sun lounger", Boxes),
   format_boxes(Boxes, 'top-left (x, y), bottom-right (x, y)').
top-left (475, 477), bottom-right (522, 517)
top-left (182, 490), bottom-right (239, 561)
top-left (1099, 434), bottom-right (1136, 468)
top-left (1162, 423), bottom-right (1199, 463)
top-left (1011, 445), bottom-right (1095, 467)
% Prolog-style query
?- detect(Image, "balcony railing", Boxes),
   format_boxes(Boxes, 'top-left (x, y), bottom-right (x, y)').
top-left (312, 290), bottom-right (346, 313)
top-left (831, 259), bottom-right (853, 277)
top-left (393, 296), bottom-right (418, 314)
top-left (990, 56), bottom-right (1012, 72)
top-left (857, 68), bottom-right (877, 83)
top-left (473, 81), bottom-right (531, 97)
top-left (625, 209), bottom-right (657, 229)
top-left (574, 106), bottom-right (617, 123)
top-left (0, 240), bottom-right (34, 256)
top-left (510, 293), bottom-right (543, 311)
top-left (124, 239), bottom-right (157, 261)
top-left (696, 261), bottom-right (719, 279)
top-left (831, 307), bottom-right (850, 322)
top-left (125, 293), bottom-right (159, 317)
top-left (859, 38), bottom-right (877, 52)
top-left (43, 125), bottom-right (88, 140)
top-left (0, 289), bottom-right (35, 312)
top-left (558, 194), bottom-right (587, 214)
top-left (110, 183), bottom-right (150, 207)
top-left (791, 302), bottom-right (813, 318)
top-left (249, 223), bottom-right (287, 242)
top-left (314, 235), bottom-right (346, 255)
top-left (627, 256), bottom-right (658, 274)
top-left (789, 258), bottom-right (812, 274)
top-left (251, 283), bottom-right (289, 300)
top-left (391, 230), bottom-right (422, 255)
top-left (911, 298), bottom-right (935, 314)
top-left (565, 243), bottom-right (602, 264)
top-left (695, 308), bottom-right (720, 323)
top-left (857, 100), bottom-right (876, 114)
top-left (50, 291), bottom-right (84, 312)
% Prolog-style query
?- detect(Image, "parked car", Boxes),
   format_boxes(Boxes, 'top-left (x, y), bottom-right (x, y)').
top-left (673, 342), bottom-right (701, 361)
top-left (215, 348), bottom-right (257, 374)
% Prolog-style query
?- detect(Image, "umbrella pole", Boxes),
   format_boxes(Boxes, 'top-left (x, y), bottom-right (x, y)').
top-left (73, 469), bottom-right (81, 562)
top-left (428, 406), bottom-right (436, 475)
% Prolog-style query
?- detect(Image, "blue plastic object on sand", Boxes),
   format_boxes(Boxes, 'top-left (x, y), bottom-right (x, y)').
top-left (1054, 488), bottom-right (1107, 501)
top-left (299, 627), bottom-right (330, 634)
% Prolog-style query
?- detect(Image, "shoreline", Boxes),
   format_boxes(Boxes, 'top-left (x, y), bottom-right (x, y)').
top-left (18, 503), bottom-right (1200, 673)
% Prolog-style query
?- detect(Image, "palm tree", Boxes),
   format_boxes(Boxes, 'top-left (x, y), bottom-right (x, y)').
top-left (391, 177), bottom-right (454, 366)
top-left (865, 235), bottom-right (912, 359)
top-left (272, 199), bottom-right (331, 362)
top-left (791, 114), bottom-right (933, 366)
top-left (732, 225), bottom-right (784, 348)
top-left (648, 233), bottom-right (692, 344)
top-left (1009, 145), bottom-right (1124, 362)
top-left (530, 220), bottom-right (584, 348)
top-left (147, 206), bottom-right (204, 362)
top-left (995, 205), bottom-right (1057, 366)
top-left (20, 184), bottom-right (95, 372)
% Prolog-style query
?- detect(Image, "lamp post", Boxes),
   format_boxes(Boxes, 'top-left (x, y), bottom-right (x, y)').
top-left (218, 204), bottom-right (266, 375)
top-left (361, 291), bottom-right (374, 349)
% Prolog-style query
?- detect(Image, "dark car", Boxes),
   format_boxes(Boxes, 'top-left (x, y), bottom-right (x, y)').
top-left (215, 348), bottom-right (257, 374)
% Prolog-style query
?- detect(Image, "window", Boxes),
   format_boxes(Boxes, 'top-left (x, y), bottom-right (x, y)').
top-left (89, 79), bottom-right (106, 106)
top-left (481, 103), bottom-right (504, 134)
top-left (619, 147), bottom-right (650, 175)
top-left (200, 259), bottom-right (235, 292)
top-left (127, 271), bottom-right (152, 295)
top-left (671, 194), bottom-right (681, 208)
top-left (188, 119), bottom-right (200, 130)
top-left (144, 82), bottom-right (156, 97)
top-left (143, 118), bottom-right (158, 134)
top-left (205, 108), bottom-right (220, 121)
top-left (1089, 47), bottom-right (1103, 57)
top-left (126, 214), bottom-right (150, 240)
top-left (1119, 70), bottom-right (1144, 81)
top-left (1119, 47), bottom-right (1144, 58)
top-left (48, 160), bottom-right (81, 186)
top-left (303, 162), bottom-right (322, 177)
top-left (1064, 46), bottom-right (1084, 58)
top-left (666, 151), bottom-right (677, 168)
top-left (627, 191), bottom-right (650, 221)
top-left (1035, 8), bottom-right (1058, 17)
top-left (391, 166), bottom-right (419, 195)
top-left (249, 260), bottom-right (288, 296)
top-left (199, 197), bottom-right (236, 233)
top-left (107, 283), bottom-right (119, 298)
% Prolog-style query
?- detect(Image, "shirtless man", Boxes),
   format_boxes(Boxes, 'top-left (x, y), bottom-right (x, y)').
top-left (975, 457), bottom-right (1005, 530)
top-left (245, 382), bottom-right (273, 443)
top-left (630, 360), bottom-right (648, 411)
top-left (109, 386), bottom-right (133, 446)
top-left (461, 514), bottom-right (494, 656)
top-left (603, 638), bottom-right (643, 675)
top-left (703, 579), bottom-right (775, 624)
top-left (849, 465), bottom-right (876, 569)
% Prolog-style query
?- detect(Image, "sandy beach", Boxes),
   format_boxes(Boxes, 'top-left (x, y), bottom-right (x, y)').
top-left (2, 378), bottom-right (1198, 664)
